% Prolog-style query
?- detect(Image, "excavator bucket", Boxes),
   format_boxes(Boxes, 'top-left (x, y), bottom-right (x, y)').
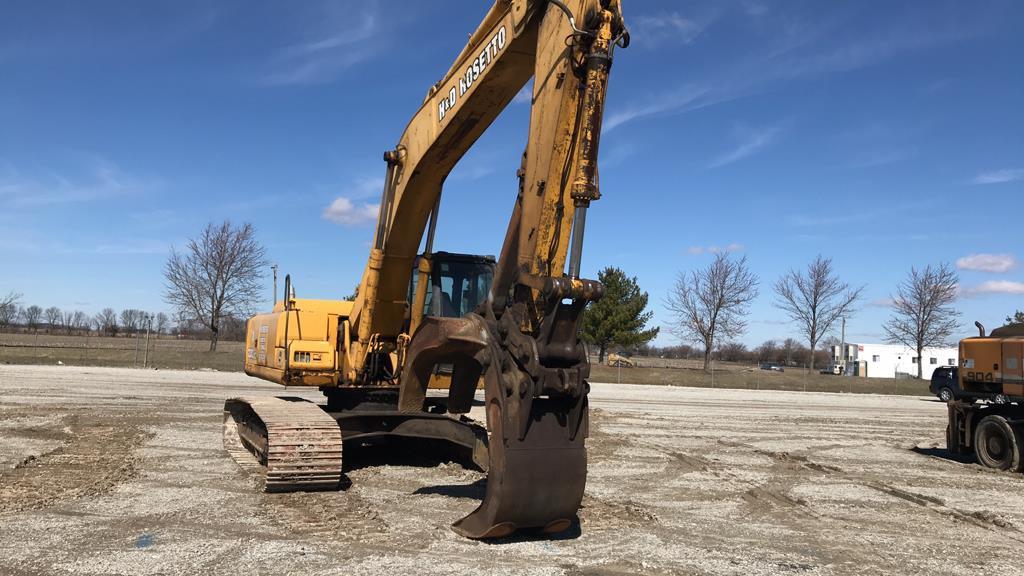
top-left (400, 281), bottom-right (596, 539)
top-left (452, 392), bottom-right (588, 538)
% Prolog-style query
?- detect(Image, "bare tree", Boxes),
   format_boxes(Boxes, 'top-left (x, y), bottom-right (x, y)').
top-left (45, 306), bottom-right (62, 330)
top-left (72, 311), bottom-right (90, 333)
top-left (666, 253), bottom-right (759, 371)
top-left (781, 337), bottom-right (802, 366)
top-left (884, 263), bottom-right (961, 379)
top-left (754, 340), bottom-right (778, 362)
top-left (120, 309), bottom-right (144, 334)
top-left (0, 291), bottom-right (21, 328)
top-left (717, 341), bottom-right (749, 363)
top-left (95, 308), bottom-right (118, 336)
top-left (172, 309), bottom-right (193, 337)
top-left (819, 334), bottom-right (842, 357)
top-left (164, 221), bottom-right (268, 351)
top-left (773, 255), bottom-right (864, 372)
top-left (23, 305), bottom-right (43, 330)
top-left (60, 310), bottom-right (75, 334)
top-left (155, 312), bottom-right (169, 336)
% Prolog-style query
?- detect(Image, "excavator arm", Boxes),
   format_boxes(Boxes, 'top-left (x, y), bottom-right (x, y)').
top-left (350, 0), bottom-right (627, 383)
top-left (383, 0), bottom-right (628, 538)
top-left (232, 0), bottom-right (629, 540)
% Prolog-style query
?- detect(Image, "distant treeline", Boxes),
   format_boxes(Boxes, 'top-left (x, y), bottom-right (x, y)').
top-left (636, 338), bottom-right (833, 368)
top-left (0, 293), bottom-right (247, 342)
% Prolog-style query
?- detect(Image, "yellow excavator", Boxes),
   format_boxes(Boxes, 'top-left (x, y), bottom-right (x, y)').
top-left (223, 0), bottom-right (629, 539)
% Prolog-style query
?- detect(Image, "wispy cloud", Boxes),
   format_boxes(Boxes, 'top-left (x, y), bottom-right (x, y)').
top-left (450, 164), bottom-right (495, 182)
top-left (786, 200), bottom-right (923, 228)
top-left (0, 226), bottom-right (176, 255)
top-left (844, 146), bottom-right (918, 169)
top-left (868, 297), bottom-right (895, 309)
top-left (972, 168), bottom-right (1024, 185)
top-left (632, 12), bottom-right (710, 48)
top-left (956, 253), bottom-right (1017, 273)
top-left (687, 243), bottom-right (744, 255)
top-left (709, 124), bottom-right (782, 168)
top-left (848, 331), bottom-right (884, 340)
top-left (94, 239), bottom-right (174, 255)
top-left (0, 158), bottom-right (151, 208)
top-left (322, 176), bottom-right (383, 226)
top-left (742, 2), bottom-right (769, 18)
top-left (343, 176), bottom-right (384, 199)
top-left (604, 84), bottom-right (714, 132)
top-left (604, 6), bottom-right (989, 131)
top-left (599, 141), bottom-right (637, 168)
top-left (751, 318), bottom-right (788, 326)
top-left (960, 280), bottom-right (1024, 297)
top-left (263, 9), bottom-right (379, 85)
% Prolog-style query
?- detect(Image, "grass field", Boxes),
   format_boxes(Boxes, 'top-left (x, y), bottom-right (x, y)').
top-left (0, 332), bottom-right (931, 396)
top-left (0, 332), bottom-right (244, 372)
top-left (589, 363), bottom-right (929, 395)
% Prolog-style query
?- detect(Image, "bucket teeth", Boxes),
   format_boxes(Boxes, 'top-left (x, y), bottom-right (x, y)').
top-left (223, 396), bottom-right (343, 491)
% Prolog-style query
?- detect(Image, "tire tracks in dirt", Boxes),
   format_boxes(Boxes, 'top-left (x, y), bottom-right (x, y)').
top-left (629, 436), bottom-right (893, 567)
top-left (257, 487), bottom-right (389, 542)
top-left (722, 439), bottom-right (1024, 546)
top-left (0, 412), bottom-right (152, 514)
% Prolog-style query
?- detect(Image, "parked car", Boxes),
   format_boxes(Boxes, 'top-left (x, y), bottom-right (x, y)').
top-left (929, 366), bottom-right (972, 402)
top-left (820, 363), bottom-right (844, 375)
top-left (759, 362), bottom-right (784, 372)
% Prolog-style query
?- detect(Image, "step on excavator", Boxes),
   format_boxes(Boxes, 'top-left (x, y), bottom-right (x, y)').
top-left (224, 0), bottom-right (629, 539)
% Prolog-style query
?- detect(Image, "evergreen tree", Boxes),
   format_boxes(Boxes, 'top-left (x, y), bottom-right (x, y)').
top-left (581, 267), bottom-right (659, 363)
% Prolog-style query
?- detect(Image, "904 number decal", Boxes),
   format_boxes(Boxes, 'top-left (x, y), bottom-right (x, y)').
top-left (965, 371), bottom-right (994, 382)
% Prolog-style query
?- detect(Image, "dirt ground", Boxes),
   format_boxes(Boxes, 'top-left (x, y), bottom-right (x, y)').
top-left (1, 365), bottom-right (1022, 575)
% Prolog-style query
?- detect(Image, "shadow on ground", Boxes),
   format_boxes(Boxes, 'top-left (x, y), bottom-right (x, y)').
top-left (911, 446), bottom-right (975, 464)
top-left (342, 436), bottom-right (483, 473)
top-left (413, 478), bottom-right (487, 500)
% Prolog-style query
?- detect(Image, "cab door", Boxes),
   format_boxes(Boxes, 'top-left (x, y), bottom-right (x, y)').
top-left (1003, 341), bottom-right (1024, 396)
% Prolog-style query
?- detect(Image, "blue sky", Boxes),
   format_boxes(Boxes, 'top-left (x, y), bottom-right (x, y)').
top-left (1, 0), bottom-right (1022, 348)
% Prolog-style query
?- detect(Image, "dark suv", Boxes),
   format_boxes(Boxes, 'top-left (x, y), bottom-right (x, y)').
top-left (929, 366), bottom-right (971, 402)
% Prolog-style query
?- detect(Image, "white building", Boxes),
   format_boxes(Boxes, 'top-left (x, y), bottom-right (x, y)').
top-left (832, 343), bottom-right (959, 379)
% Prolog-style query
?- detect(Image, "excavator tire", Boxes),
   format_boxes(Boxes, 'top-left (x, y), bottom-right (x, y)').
top-left (973, 414), bottom-right (1024, 472)
top-left (223, 396), bottom-right (343, 491)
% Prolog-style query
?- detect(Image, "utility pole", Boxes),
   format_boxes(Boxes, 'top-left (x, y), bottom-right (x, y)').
top-left (143, 316), bottom-right (151, 368)
top-left (840, 316), bottom-right (846, 374)
top-left (272, 264), bottom-right (279, 305)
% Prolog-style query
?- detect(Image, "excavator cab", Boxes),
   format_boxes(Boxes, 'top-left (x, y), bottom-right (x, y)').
top-left (408, 252), bottom-right (495, 389)
top-left (409, 252), bottom-right (495, 319)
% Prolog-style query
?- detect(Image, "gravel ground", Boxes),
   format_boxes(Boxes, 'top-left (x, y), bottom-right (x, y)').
top-left (1, 364), bottom-right (1022, 575)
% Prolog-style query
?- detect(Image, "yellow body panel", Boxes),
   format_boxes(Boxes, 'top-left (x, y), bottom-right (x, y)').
top-left (960, 335), bottom-right (1024, 395)
top-left (244, 298), bottom-right (352, 387)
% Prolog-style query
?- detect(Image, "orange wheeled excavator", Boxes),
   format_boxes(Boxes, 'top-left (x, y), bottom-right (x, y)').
top-left (224, 0), bottom-right (629, 539)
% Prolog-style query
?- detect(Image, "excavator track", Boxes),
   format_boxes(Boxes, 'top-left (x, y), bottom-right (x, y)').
top-left (223, 396), bottom-right (343, 492)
